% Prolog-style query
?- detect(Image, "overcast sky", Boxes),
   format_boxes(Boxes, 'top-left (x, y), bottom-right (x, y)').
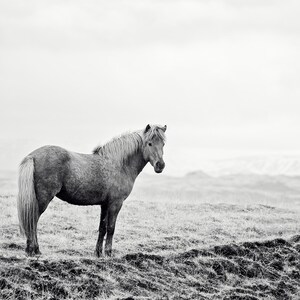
top-left (1, 0), bottom-right (300, 175)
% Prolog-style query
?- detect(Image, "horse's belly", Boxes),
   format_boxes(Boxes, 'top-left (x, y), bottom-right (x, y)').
top-left (56, 188), bottom-right (105, 205)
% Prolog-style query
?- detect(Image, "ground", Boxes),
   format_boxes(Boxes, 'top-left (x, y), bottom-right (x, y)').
top-left (0, 171), bottom-right (300, 299)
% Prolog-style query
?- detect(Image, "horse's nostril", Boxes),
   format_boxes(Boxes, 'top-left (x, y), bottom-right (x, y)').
top-left (156, 161), bottom-right (165, 169)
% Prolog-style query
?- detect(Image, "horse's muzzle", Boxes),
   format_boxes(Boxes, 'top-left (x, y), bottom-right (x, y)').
top-left (154, 161), bottom-right (165, 173)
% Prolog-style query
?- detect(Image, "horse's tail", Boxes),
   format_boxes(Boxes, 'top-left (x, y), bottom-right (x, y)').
top-left (17, 157), bottom-right (39, 237)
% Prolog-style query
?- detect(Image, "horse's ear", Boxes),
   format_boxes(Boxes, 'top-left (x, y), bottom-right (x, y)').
top-left (145, 124), bottom-right (151, 133)
top-left (162, 125), bottom-right (167, 132)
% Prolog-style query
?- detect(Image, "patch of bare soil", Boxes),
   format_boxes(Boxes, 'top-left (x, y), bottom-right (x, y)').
top-left (1, 236), bottom-right (300, 299)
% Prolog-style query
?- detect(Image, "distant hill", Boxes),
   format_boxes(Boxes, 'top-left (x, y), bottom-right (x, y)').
top-left (185, 170), bottom-right (211, 179)
top-left (133, 170), bottom-right (300, 202)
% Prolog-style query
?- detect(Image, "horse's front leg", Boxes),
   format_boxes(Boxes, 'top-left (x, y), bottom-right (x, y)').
top-left (95, 204), bottom-right (108, 257)
top-left (105, 200), bottom-right (123, 256)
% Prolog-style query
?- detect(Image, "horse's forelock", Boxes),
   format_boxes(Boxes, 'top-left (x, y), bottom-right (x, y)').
top-left (144, 125), bottom-right (166, 143)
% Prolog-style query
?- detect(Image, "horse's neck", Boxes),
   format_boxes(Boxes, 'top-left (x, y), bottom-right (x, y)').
top-left (122, 150), bottom-right (147, 180)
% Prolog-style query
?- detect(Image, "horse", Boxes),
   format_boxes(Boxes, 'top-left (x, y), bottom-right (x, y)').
top-left (17, 124), bottom-right (167, 256)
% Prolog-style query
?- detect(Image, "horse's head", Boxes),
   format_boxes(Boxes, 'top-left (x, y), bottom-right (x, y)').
top-left (142, 124), bottom-right (167, 173)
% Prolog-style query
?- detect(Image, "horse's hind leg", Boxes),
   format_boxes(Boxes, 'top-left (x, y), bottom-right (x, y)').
top-left (25, 194), bottom-right (54, 256)
top-left (26, 217), bottom-right (41, 255)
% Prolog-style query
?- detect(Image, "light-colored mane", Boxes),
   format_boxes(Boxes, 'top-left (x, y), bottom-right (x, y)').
top-left (93, 125), bottom-right (166, 164)
top-left (93, 131), bottom-right (143, 163)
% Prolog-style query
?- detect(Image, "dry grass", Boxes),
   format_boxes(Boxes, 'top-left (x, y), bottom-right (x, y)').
top-left (0, 171), bottom-right (300, 299)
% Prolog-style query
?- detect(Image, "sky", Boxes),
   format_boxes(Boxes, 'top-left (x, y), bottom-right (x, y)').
top-left (1, 0), bottom-right (300, 175)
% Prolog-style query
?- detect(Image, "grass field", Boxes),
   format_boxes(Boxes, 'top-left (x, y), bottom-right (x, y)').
top-left (1, 171), bottom-right (300, 299)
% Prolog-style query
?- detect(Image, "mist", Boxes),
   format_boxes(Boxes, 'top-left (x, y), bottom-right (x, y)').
top-left (1, 0), bottom-right (300, 175)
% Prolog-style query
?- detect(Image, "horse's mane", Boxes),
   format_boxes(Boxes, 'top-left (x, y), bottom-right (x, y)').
top-left (93, 131), bottom-right (143, 163)
top-left (93, 125), bottom-right (166, 164)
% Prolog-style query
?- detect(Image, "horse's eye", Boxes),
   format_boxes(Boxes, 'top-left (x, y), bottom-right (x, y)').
top-left (148, 142), bottom-right (152, 146)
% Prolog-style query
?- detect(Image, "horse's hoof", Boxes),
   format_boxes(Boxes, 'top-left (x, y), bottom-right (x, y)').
top-left (94, 250), bottom-right (102, 257)
top-left (26, 246), bottom-right (41, 257)
top-left (26, 251), bottom-right (40, 257)
top-left (105, 250), bottom-right (112, 257)
top-left (34, 247), bottom-right (41, 255)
